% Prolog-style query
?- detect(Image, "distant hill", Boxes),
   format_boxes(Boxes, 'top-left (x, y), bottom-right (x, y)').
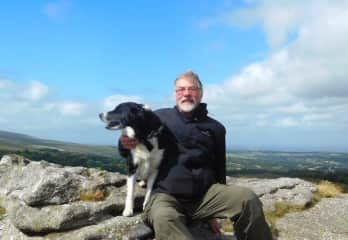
top-left (0, 130), bottom-right (126, 173)
top-left (0, 130), bottom-right (40, 145)
top-left (1, 130), bottom-right (347, 188)
top-left (0, 130), bottom-right (117, 158)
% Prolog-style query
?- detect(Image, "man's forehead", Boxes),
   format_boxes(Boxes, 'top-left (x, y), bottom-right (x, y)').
top-left (175, 77), bottom-right (198, 86)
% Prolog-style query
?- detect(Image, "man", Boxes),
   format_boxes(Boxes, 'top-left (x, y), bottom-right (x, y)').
top-left (120, 70), bottom-right (272, 240)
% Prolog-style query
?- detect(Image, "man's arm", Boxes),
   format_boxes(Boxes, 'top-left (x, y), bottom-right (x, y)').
top-left (118, 135), bottom-right (137, 157)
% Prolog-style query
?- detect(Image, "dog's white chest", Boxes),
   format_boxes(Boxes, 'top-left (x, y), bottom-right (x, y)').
top-left (131, 137), bottom-right (163, 179)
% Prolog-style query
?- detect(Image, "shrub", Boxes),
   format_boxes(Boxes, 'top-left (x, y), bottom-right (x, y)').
top-left (0, 206), bottom-right (6, 220)
top-left (317, 180), bottom-right (343, 198)
top-left (80, 189), bottom-right (106, 202)
top-left (265, 201), bottom-right (306, 236)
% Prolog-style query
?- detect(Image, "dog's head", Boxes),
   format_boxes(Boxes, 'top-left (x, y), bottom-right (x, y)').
top-left (99, 102), bottom-right (162, 139)
top-left (99, 102), bottom-right (150, 130)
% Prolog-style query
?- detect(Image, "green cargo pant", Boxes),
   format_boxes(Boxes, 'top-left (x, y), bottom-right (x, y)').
top-left (143, 183), bottom-right (272, 240)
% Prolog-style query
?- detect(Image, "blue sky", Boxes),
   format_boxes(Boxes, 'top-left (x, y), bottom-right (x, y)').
top-left (1, 0), bottom-right (348, 152)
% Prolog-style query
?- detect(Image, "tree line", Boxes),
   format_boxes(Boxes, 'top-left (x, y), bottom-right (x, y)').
top-left (0, 148), bottom-right (126, 174)
top-left (1, 148), bottom-right (347, 192)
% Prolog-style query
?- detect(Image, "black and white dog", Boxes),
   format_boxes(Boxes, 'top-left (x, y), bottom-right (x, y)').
top-left (99, 102), bottom-right (169, 217)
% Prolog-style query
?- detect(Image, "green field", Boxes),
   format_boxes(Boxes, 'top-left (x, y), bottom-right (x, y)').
top-left (0, 130), bottom-right (125, 173)
top-left (1, 130), bottom-right (348, 189)
top-left (227, 151), bottom-right (348, 172)
top-left (227, 151), bottom-right (348, 190)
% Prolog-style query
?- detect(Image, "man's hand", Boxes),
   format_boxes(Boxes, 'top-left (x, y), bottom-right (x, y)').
top-left (208, 218), bottom-right (221, 235)
top-left (119, 135), bottom-right (137, 150)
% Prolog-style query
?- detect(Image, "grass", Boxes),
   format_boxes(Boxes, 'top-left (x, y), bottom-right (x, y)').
top-left (220, 218), bottom-right (234, 233)
top-left (79, 189), bottom-right (106, 202)
top-left (265, 202), bottom-right (306, 236)
top-left (316, 180), bottom-right (343, 198)
top-left (0, 206), bottom-right (6, 220)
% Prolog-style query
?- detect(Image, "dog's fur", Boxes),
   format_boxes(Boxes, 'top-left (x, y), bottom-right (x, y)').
top-left (99, 102), bottom-right (168, 217)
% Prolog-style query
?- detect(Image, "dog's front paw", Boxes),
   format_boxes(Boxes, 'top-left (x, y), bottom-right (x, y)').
top-left (138, 180), bottom-right (146, 188)
top-left (122, 207), bottom-right (134, 217)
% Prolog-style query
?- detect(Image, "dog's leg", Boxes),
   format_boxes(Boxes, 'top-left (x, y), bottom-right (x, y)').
top-left (143, 169), bottom-right (158, 210)
top-left (123, 174), bottom-right (136, 217)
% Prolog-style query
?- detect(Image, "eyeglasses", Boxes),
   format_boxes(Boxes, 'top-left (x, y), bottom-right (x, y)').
top-left (175, 87), bottom-right (201, 94)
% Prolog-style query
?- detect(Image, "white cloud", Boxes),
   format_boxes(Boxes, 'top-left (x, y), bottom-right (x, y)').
top-left (275, 117), bottom-right (299, 128)
top-left (276, 102), bottom-right (308, 114)
top-left (302, 113), bottom-right (332, 122)
top-left (23, 81), bottom-right (49, 101)
top-left (59, 102), bottom-right (86, 116)
top-left (255, 113), bottom-right (271, 127)
top-left (0, 79), bottom-right (49, 103)
top-left (0, 79), bottom-right (12, 89)
top-left (43, 0), bottom-right (70, 20)
top-left (103, 94), bottom-right (143, 110)
top-left (200, 1), bottom-right (348, 151)
top-left (226, 1), bottom-right (348, 100)
top-left (229, 1), bottom-right (306, 48)
top-left (0, 77), bottom-right (147, 144)
top-left (0, 79), bottom-right (87, 131)
top-left (204, 1), bottom-right (348, 103)
top-left (227, 63), bottom-right (275, 97)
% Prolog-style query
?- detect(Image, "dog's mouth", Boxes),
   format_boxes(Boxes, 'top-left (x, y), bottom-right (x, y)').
top-left (99, 113), bottom-right (124, 130)
top-left (106, 121), bottom-right (123, 130)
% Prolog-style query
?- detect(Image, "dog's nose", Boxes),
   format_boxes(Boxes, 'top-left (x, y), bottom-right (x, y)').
top-left (99, 113), bottom-right (105, 120)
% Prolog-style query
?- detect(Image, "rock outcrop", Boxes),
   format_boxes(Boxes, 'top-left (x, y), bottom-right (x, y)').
top-left (0, 154), bottom-right (347, 240)
top-left (227, 176), bottom-right (317, 212)
top-left (276, 194), bottom-right (348, 240)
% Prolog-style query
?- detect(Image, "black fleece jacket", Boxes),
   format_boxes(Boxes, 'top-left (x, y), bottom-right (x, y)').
top-left (152, 103), bottom-right (226, 200)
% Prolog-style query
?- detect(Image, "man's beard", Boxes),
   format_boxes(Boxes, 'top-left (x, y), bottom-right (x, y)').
top-left (178, 101), bottom-right (198, 112)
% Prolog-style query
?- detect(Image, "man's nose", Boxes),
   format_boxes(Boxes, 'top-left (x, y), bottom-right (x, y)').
top-left (182, 88), bottom-right (192, 95)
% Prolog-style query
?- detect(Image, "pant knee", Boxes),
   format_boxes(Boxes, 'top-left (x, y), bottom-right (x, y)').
top-left (240, 187), bottom-right (264, 215)
top-left (151, 207), bottom-right (185, 228)
top-left (244, 188), bottom-right (262, 205)
top-left (224, 185), bottom-right (260, 206)
top-left (222, 185), bottom-right (263, 220)
top-left (240, 186), bottom-right (257, 200)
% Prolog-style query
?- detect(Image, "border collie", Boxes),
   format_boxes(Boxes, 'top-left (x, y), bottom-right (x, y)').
top-left (99, 102), bottom-right (167, 217)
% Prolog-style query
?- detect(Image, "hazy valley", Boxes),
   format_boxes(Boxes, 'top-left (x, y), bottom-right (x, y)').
top-left (1, 130), bottom-right (347, 189)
